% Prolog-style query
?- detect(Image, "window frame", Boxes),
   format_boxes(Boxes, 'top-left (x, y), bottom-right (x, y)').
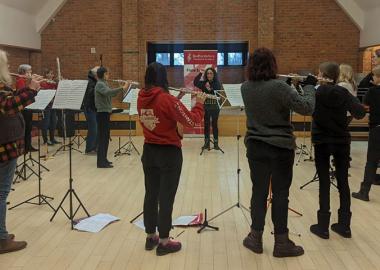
top-left (147, 42), bottom-right (248, 67)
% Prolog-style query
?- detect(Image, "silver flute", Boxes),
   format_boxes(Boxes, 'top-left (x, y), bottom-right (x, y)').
top-left (169, 87), bottom-right (219, 100)
top-left (111, 79), bottom-right (140, 86)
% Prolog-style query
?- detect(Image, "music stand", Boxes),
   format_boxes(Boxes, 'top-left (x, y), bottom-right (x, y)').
top-left (50, 80), bottom-right (90, 229)
top-left (9, 98), bottom-right (56, 211)
top-left (53, 110), bottom-right (81, 156)
top-left (70, 110), bottom-right (85, 150)
top-left (300, 162), bottom-right (338, 190)
top-left (199, 89), bottom-right (226, 155)
top-left (114, 87), bottom-right (140, 156)
top-left (198, 106), bottom-right (250, 233)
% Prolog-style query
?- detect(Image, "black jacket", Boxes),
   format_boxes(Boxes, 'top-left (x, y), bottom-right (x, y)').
top-left (312, 84), bottom-right (366, 144)
top-left (82, 70), bottom-right (97, 111)
top-left (193, 72), bottom-right (222, 109)
top-left (358, 72), bottom-right (374, 89)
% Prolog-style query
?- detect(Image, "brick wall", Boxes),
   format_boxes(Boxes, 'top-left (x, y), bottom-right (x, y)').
top-left (41, 0), bottom-right (360, 85)
top-left (0, 45), bottom-right (41, 75)
top-left (41, 0), bottom-right (123, 80)
top-left (274, 0), bottom-right (359, 73)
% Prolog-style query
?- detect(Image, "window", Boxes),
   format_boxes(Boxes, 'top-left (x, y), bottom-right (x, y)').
top-left (148, 42), bottom-right (248, 67)
top-left (228, 52), bottom-right (243, 65)
top-left (217, 53), bottom-right (225, 66)
top-left (174, 53), bottom-right (184, 66)
top-left (156, 53), bottom-right (170, 66)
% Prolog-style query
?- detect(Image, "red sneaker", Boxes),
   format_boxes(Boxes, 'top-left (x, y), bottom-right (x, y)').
top-left (156, 239), bottom-right (182, 256)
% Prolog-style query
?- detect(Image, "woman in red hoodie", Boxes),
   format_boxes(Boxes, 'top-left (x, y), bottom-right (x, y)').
top-left (138, 62), bottom-right (206, 256)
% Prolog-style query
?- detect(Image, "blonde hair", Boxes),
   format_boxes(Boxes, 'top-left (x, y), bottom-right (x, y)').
top-left (338, 64), bottom-right (357, 92)
top-left (0, 50), bottom-right (12, 85)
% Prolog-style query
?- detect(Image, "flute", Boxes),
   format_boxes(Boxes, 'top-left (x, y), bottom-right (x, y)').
top-left (10, 73), bottom-right (57, 84)
top-left (111, 79), bottom-right (140, 86)
top-left (277, 74), bottom-right (334, 83)
top-left (169, 87), bottom-right (219, 100)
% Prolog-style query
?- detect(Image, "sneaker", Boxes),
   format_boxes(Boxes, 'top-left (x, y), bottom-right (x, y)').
top-left (0, 239), bottom-right (27, 254)
top-left (51, 139), bottom-right (61, 144)
top-left (145, 236), bottom-right (159, 251)
top-left (156, 239), bottom-right (182, 256)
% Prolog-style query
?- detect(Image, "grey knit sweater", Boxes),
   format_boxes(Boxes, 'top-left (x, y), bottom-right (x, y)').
top-left (241, 79), bottom-right (315, 150)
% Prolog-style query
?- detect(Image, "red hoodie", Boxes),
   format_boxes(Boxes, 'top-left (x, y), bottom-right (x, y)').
top-left (137, 87), bottom-right (204, 148)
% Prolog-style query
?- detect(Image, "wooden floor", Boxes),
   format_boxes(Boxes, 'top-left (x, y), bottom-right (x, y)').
top-left (1, 137), bottom-right (380, 270)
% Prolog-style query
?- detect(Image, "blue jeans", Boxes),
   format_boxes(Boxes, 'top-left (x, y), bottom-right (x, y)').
top-left (0, 159), bottom-right (17, 239)
top-left (84, 108), bottom-right (98, 153)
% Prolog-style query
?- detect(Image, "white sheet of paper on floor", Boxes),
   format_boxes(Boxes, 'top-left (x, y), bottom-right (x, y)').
top-left (133, 219), bottom-right (145, 231)
top-left (73, 213), bottom-right (120, 233)
top-left (26, 90), bottom-right (56, 110)
top-left (172, 215), bottom-right (198, 226)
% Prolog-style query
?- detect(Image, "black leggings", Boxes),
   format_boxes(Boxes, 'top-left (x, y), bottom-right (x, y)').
top-left (142, 144), bottom-right (183, 238)
top-left (246, 140), bottom-right (294, 234)
top-left (204, 108), bottom-right (219, 141)
top-left (314, 143), bottom-right (351, 214)
top-left (362, 127), bottom-right (380, 191)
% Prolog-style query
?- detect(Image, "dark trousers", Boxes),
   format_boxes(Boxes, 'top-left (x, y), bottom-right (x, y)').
top-left (204, 108), bottom-right (219, 141)
top-left (246, 140), bottom-right (294, 234)
top-left (362, 127), bottom-right (380, 191)
top-left (41, 109), bottom-right (57, 143)
top-left (22, 110), bottom-right (33, 151)
top-left (84, 108), bottom-right (98, 153)
top-left (314, 143), bottom-right (351, 214)
top-left (142, 144), bottom-right (182, 238)
top-left (96, 112), bottom-right (110, 166)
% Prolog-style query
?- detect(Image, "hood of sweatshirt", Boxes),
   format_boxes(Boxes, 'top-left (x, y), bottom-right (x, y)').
top-left (138, 87), bottom-right (164, 107)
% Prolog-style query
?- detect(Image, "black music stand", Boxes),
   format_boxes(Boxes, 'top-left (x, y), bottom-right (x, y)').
top-left (9, 111), bottom-right (54, 211)
top-left (198, 107), bottom-right (250, 233)
top-left (70, 110), bottom-right (85, 150)
top-left (300, 162), bottom-right (338, 190)
top-left (200, 138), bottom-right (225, 155)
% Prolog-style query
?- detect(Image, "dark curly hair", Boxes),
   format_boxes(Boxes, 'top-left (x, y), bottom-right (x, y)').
top-left (247, 48), bottom-right (278, 81)
top-left (203, 67), bottom-right (219, 83)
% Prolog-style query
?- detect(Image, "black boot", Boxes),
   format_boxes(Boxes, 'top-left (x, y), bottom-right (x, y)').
top-left (273, 232), bottom-right (304, 258)
top-left (202, 139), bottom-right (210, 150)
top-left (310, 211), bottom-right (331, 239)
top-left (50, 130), bottom-right (60, 144)
top-left (352, 183), bottom-right (370, 201)
top-left (331, 210), bottom-right (352, 238)
top-left (243, 229), bottom-right (263, 254)
top-left (214, 139), bottom-right (220, 150)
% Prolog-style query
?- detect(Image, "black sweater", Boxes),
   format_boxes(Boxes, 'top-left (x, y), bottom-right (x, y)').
top-left (193, 72), bottom-right (222, 109)
top-left (364, 85), bottom-right (380, 128)
top-left (312, 84), bottom-right (366, 144)
top-left (358, 72), bottom-right (374, 89)
top-left (82, 70), bottom-right (97, 111)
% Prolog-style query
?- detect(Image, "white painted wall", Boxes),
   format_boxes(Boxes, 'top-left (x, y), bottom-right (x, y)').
top-left (361, 6), bottom-right (380, 48)
top-left (0, 3), bottom-right (40, 49)
top-left (335, 0), bottom-right (365, 30)
top-left (36, 0), bottom-right (67, 33)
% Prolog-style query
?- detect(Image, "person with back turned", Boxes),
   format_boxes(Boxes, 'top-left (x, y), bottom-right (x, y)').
top-left (138, 62), bottom-right (206, 256)
top-left (352, 65), bottom-right (380, 201)
top-left (241, 48), bottom-right (315, 258)
top-left (94, 67), bottom-right (129, 168)
top-left (310, 62), bottom-right (366, 240)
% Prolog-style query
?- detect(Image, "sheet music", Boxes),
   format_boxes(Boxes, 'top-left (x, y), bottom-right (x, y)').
top-left (169, 90), bottom-right (192, 110)
top-left (26, 90), bottom-right (56, 110)
top-left (73, 213), bottom-right (120, 233)
top-left (123, 88), bottom-right (139, 115)
top-left (52, 80), bottom-right (88, 110)
top-left (223, 84), bottom-right (244, 107)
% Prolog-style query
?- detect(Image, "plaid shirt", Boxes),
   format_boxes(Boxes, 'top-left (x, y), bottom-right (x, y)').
top-left (0, 86), bottom-right (37, 162)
